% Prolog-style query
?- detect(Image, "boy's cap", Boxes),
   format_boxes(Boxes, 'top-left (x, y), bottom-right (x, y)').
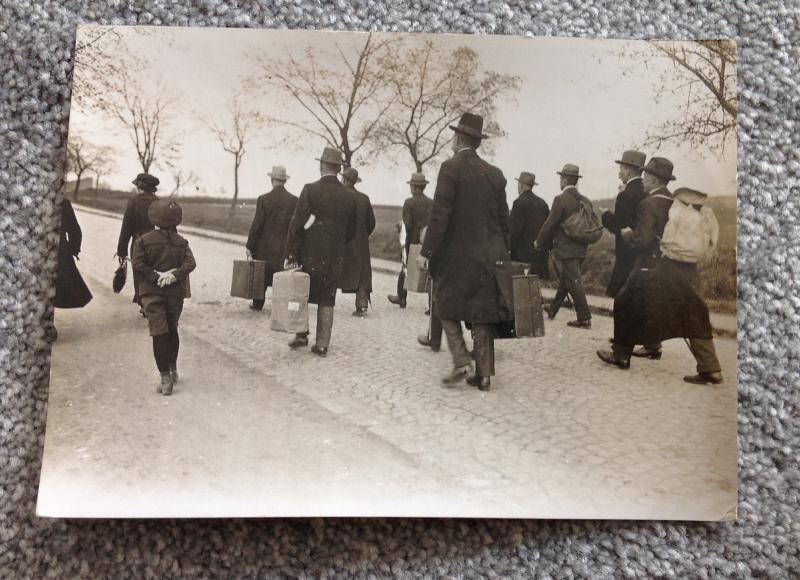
top-left (148, 199), bottom-right (183, 229)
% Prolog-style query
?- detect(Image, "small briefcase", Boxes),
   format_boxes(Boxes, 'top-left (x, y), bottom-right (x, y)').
top-left (230, 260), bottom-right (266, 300)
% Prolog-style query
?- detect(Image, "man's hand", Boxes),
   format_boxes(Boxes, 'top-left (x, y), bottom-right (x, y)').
top-left (284, 258), bottom-right (299, 270)
top-left (620, 227), bottom-right (634, 245)
top-left (415, 254), bottom-right (428, 270)
top-left (246, 248), bottom-right (253, 259)
top-left (534, 240), bottom-right (540, 251)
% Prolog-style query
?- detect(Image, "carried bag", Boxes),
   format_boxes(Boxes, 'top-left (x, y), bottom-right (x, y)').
top-left (271, 269), bottom-right (310, 333)
top-left (112, 256), bottom-right (127, 293)
top-left (561, 192), bottom-right (603, 244)
top-left (230, 259), bottom-right (267, 300)
top-left (403, 244), bottom-right (428, 293)
top-left (660, 200), bottom-right (719, 263)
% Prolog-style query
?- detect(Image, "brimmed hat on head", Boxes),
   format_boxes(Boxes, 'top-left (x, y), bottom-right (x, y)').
top-left (642, 157), bottom-right (676, 181)
top-left (148, 199), bottom-right (183, 229)
top-left (316, 146), bottom-right (344, 166)
top-left (615, 150), bottom-right (646, 169)
top-left (407, 172), bottom-right (428, 185)
top-left (449, 112), bottom-right (489, 139)
top-left (342, 167), bottom-right (362, 183)
top-left (674, 188), bottom-right (708, 204)
top-left (557, 164), bottom-right (582, 178)
top-left (268, 165), bottom-right (289, 181)
top-left (132, 173), bottom-right (160, 190)
top-left (515, 171), bottom-right (538, 187)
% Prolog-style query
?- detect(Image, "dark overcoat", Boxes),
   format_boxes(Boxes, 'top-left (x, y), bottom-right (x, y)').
top-left (601, 176), bottom-right (647, 297)
top-left (285, 174), bottom-right (357, 307)
top-left (421, 148), bottom-right (510, 324)
top-left (509, 190), bottom-right (550, 279)
top-left (534, 186), bottom-right (590, 260)
top-left (402, 194), bottom-right (433, 247)
top-left (117, 191), bottom-right (158, 304)
top-left (132, 229), bottom-right (196, 298)
top-left (613, 188), bottom-right (714, 344)
top-left (246, 185), bottom-right (298, 287)
top-left (339, 186), bottom-right (376, 293)
top-left (55, 199), bottom-right (93, 309)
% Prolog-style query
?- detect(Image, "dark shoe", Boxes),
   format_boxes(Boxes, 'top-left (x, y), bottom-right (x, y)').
top-left (249, 303), bottom-right (263, 311)
top-left (288, 335), bottom-right (309, 348)
top-left (169, 364), bottom-right (179, 384)
top-left (467, 375), bottom-right (491, 391)
top-left (159, 373), bottom-right (173, 396)
top-left (546, 305), bottom-right (557, 320)
top-left (387, 295), bottom-right (407, 308)
top-left (310, 345), bottom-right (328, 357)
top-left (632, 347), bottom-right (662, 360)
top-left (596, 349), bottom-right (630, 370)
top-left (417, 334), bottom-right (440, 352)
top-left (608, 337), bottom-right (614, 344)
top-left (683, 372), bottom-right (723, 385)
top-left (352, 308), bottom-right (368, 317)
top-left (567, 319), bottom-right (591, 329)
top-left (442, 363), bottom-right (474, 385)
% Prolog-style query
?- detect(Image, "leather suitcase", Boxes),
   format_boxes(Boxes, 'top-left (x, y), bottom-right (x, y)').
top-left (512, 275), bottom-right (545, 338)
top-left (404, 244), bottom-right (428, 292)
top-left (230, 260), bottom-right (266, 300)
top-left (271, 269), bottom-right (310, 333)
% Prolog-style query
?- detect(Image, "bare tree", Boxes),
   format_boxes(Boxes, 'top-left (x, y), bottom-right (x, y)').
top-left (248, 33), bottom-right (395, 167)
top-left (207, 96), bottom-right (262, 226)
top-left (373, 41), bottom-right (521, 171)
top-left (628, 40), bottom-right (737, 156)
top-left (65, 137), bottom-right (114, 200)
top-left (168, 167), bottom-right (199, 197)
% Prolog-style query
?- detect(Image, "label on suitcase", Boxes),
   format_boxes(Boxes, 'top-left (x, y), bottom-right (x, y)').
top-left (404, 244), bottom-right (428, 293)
top-left (271, 269), bottom-right (310, 333)
top-left (512, 275), bottom-right (545, 338)
top-left (230, 260), bottom-right (266, 300)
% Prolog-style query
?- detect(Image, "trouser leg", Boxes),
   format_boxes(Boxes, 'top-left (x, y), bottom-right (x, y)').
top-left (252, 298), bottom-right (265, 310)
top-left (687, 338), bottom-right (722, 374)
top-left (612, 342), bottom-right (634, 360)
top-left (429, 313), bottom-right (443, 347)
top-left (152, 334), bottom-right (171, 373)
top-left (316, 306), bottom-right (334, 348)
top-left (167, 329), bottom-right (180, 365)
top-left (441, 319), bottom-right (472, 369)
top-left (471, 324), bottom-right (495, 377)
top-left (355, 287), bottom-right (370, 310)
top-left (396, 270), bottom-right (407, 302)
top-left (562, 258), bottom-right (591, 322)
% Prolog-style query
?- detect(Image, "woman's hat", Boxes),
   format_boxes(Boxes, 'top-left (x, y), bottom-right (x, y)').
top-left (132, 173), bottom-right (160, 189)
top-left (148, 199), bottom-right (183, 229)
top-left (642, 157), bottom-right (676, 181)
top-left (449, 112), bottom-right (489, 139)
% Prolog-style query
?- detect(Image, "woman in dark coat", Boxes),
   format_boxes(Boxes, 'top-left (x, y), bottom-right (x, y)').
top-left (117, 173), bottom-right (160, 308)
top-left (55, 198), bottom-right (92, 309)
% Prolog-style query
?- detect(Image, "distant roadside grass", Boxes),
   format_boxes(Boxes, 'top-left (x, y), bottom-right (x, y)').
top-left (75, 190), bottom-right (736, 313)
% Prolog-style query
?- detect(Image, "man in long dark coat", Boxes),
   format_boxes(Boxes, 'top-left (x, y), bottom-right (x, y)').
top-left (601, 150), bottom-right (647, 297)
top-left (284, 146), bottom-right (357, 357)
top-left (534, 164), bottom-right (592, 329)
top-left (117, 173), bottom-right (159, 309)
top-left (387, 173), bottom-right (433, 308)
top-left (596, 157), bottom-right (724, 384)
top-left (338, 167), bottom-right (376, 317)
top-left (421, 112), bottom-right (509, 392)
top-left (509, 171), bottom-right (550, 279)
top-left (245, 165), bottom-right (298, 311)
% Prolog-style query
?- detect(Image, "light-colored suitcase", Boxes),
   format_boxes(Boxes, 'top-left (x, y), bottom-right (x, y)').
top-left (271, 269), bottom-right (311, 333)
top-left (403, 244), bottom-right (428, 292)
top-left (230, 260), bottom-right (266, 300)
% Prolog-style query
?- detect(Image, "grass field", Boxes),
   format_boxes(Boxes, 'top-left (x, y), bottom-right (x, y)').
top-left (73, 189), bottom-right (736, 312)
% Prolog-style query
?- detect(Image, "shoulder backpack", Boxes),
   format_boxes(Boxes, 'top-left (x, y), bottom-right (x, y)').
top-left (660, 199), bottom-right (719, 263)
top-left (561, 192), bottom-right (603, 244)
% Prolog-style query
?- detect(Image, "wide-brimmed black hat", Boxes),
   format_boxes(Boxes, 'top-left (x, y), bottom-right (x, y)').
top-left (132, 173), bottom-right (160, 189)
top-left (642, 157), bottom-right (676, 181)
top-left (449, 112), bottom-right (489, 139)
top-left (148, 199), bottom-right (182, 229)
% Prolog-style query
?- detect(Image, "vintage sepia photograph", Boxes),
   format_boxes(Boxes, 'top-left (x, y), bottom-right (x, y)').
top-left (38, 26), bottom-right (737, 519)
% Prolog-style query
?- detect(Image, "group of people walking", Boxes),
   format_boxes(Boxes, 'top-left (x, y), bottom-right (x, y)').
top-left (83, 110), bottom-right (724, 395)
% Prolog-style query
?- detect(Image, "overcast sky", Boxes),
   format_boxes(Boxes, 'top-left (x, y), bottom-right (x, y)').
top-left (69, 27), bottom-right (737, 206)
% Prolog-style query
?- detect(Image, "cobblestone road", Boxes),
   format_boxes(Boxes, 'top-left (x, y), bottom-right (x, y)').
top-left (38, 209), bottom-right (738, 520)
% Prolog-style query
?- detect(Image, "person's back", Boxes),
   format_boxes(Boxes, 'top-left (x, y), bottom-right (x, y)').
top-left (510, 190), bottom-right (549, 263)
top-left (118, 191), bottom-right (159, 256)
top-left (133, 228), bottom-right (194, 298)
top-left (403, 194), bottom-right (433, 245)
top-left (550, 187), bottom-right (591, 260)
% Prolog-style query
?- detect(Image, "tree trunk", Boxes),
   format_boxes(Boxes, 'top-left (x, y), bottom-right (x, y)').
top-left (227, 155), bottom-right (241, 230)
top-left (415, 160), bottom-right (423, 172)
top-left (73, 170), bottom-right (83, 201)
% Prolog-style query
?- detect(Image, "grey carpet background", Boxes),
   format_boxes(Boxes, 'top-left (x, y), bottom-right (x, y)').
top-left (1, 1), bottom-right (797, 577)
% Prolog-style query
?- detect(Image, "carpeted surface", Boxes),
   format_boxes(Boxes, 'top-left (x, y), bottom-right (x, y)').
top-left (1, 1), bottom-right (798, 577)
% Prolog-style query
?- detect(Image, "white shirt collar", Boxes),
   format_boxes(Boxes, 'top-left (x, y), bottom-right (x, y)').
top-left (626, 176), bottom-right (642, 185)
top-left (650, 185), bottom-right (670, 196)
top-left (457, 147), bottom-right (474, 154)
top-left (321, 173), bottom-right (338, 178)
top-left (561, 185), bottom-right (577, 194)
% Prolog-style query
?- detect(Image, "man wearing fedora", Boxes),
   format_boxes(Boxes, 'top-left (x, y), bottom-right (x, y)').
top-left (245, 165), bottom-right (298, 311)
top-left (284, 146), bottom-right (357, 357)
top-left (509, 171), bottom-right (550, 279)
top-left (534, 164), bottom-right (593, 328)
top-left (387, 172), bottom-right (433, 309)
top-left (421, 112), bottom-right (510, 392)
top-left (597, 157), bottom-right (724, 384)
top-left (117, 173), bottom-right (160, 310)
top-left (339, 167), bottom-right (376, 317)
top-left (601, 150), bottom-right (648, 298)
